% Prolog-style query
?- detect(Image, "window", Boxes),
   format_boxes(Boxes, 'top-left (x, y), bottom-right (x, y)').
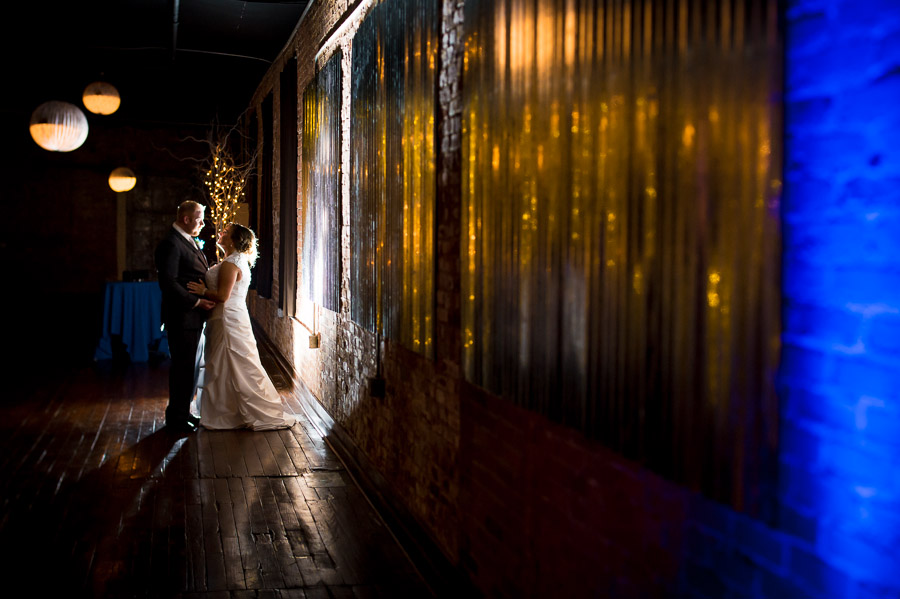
top-left (244, 108), bottom-right (259, 289)
top-left (257, 93), bottom-right (275, 299)
top-left (350, 0), bottom-right (438, 358)
top-left (300, 53), bottom-right (342, 313)
top-left (280, 57), bottom-right (299, 315)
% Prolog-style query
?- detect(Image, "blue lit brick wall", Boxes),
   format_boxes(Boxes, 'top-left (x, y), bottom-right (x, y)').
top-left (778, 0), bottom-right (900, 595)
top-left (678, 2), bottom-right (900, 598)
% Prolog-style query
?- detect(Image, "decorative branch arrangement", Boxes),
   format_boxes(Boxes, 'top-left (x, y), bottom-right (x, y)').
top-left (200, 125), bottom-right (257, 260)
top-left (150, 114), bottom-right (258, 260)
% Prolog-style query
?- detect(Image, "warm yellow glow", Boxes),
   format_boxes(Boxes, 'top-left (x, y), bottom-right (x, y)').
top-left (397, 22), bottom-right (436, 358)
top-left (683, 123), bottom-right (696, 147)
top-left (459, 0), bottom-right (783, 490)
top-left (708, 271), bottom-right (721, 307)
top-left (204, 142), bottom-right (251, 258)
top-left (29, 101), bottom-right (88, 152)
top-left (109, 167), bottom-right (137, 192)
top-left (83, 82), bottom-right (121, 115)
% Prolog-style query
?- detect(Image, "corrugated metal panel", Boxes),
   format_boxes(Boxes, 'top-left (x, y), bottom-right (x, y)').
top-left (350, 0), bottom-right (438, 358)
top-left (351, 12), bottom-right (378, 333)
top-left (462, 0), bottom-right (782, 511)
top-left (301, 53), bottom-right (342, 313)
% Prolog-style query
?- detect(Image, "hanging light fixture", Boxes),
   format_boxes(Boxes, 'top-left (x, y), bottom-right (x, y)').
top-left (109, 167), bottom-right (137, 192)
top-left (83, 81), bottom-right (121, 115)
top-left (29, 101), bottom-right (89, 152)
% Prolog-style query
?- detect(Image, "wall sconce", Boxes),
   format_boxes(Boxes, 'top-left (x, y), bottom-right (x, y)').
top-left (83, 81), bottom-right (121, 115)
top-left (29, 101), bottom-right (89, 152)
top-left (109, 167), bottom-right (137, 192)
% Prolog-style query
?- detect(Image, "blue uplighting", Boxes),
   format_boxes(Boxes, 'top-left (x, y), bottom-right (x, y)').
top-left (782, 0), bottom-right (900, 594)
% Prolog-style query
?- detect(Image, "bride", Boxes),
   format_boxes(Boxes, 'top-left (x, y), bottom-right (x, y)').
top-left (187, 224), bottom-right (295, 430)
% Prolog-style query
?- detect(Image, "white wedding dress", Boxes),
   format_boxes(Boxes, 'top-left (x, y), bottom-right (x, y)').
top-left (196, 251), bottom-right (295, 430)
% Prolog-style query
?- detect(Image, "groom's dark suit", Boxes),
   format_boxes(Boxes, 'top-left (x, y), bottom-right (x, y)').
top-left (155, 227), bottom-right (210, 427)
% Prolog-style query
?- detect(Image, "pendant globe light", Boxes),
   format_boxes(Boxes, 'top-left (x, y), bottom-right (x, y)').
top-left (109, 167), bottom-right (137, 192)
top-left (83, 81), bottom-right (121, 115)
top-left (29, 101), bottom-right (89, 152)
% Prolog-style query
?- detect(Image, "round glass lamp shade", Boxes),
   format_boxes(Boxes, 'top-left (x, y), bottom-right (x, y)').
top-left (83, 81), bottom-right (120, 115)
top-left (109, 167), bottom-right (137, 192)
top-left (29, 101), bottom-right (89, 152)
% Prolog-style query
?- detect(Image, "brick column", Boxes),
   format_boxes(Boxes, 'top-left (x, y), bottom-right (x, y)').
top-left (780, 0), bottom-right (900, 595)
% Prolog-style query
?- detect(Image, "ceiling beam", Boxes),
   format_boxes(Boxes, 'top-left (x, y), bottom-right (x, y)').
top-left (172, 0), bottom-right (180, 60)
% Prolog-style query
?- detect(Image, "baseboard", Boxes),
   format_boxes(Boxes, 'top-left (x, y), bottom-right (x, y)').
top-left (251, 319), bottom-right (477, 598)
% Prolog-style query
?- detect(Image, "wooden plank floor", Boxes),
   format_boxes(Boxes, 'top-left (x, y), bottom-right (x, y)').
top-left (0, 357), bottom-right (433, 598)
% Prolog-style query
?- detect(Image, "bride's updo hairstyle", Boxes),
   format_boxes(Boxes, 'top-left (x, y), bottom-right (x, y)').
top-left (229, 224), bottom-right (258, 266)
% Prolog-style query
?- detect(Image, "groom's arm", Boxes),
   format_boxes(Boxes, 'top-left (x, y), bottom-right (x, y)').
top-left (155, 239), bottom-right (202, 310)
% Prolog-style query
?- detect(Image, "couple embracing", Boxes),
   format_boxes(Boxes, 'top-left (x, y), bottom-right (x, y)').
top-left (155, 200), bottom-right (295, 434)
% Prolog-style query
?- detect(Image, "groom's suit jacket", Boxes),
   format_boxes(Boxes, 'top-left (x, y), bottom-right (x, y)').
top-left (155, 227), bottom-right (210, 330)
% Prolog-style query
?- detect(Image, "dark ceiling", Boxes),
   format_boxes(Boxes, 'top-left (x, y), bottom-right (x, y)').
top-left (2, 0), bottom-right (308, 127)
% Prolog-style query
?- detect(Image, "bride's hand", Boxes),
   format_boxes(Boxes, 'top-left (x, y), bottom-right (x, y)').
top-left (187, 280), bottom-right (207, 296)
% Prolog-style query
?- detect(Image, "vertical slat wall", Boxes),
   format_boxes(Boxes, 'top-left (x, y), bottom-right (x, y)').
top-left (280, 57), bottom-right (299, 316)
top-left (350, 13), bottom-right (379, 334)
top-left (301, 53), bottom-right (342, 313)
top-left (350, 0), bottom-right (438, 358)
top-left (462, 0), bottom-right (782, 510)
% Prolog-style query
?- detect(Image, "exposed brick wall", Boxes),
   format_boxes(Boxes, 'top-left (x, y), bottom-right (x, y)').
top-left (246, 0), bottom-right (461, 561)
top-left (773, 0), bottom-right (900, 597)
top-left (459, 386), bottom-right (687, 597)
top-left (246, 1), bottom-right (899, 597)
top-left (128, 174), bottom-right (204, 275)
top-left (437, 0), bottom-right (464, 367)
top-left (459, 381), bottom-right (890, 599)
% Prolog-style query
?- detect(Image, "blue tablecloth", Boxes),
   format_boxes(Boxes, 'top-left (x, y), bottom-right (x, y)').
top-left (94, 281), bottom-right (169, 362)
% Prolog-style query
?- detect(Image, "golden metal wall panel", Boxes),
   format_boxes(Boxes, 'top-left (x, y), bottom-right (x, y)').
top-left (301, 53), bottom-right (342, 313)
top-left (462, 0), bottom-right (782, 510)
top-left (351, 10), bottom-right (379, 334)
top-left (350, 0), bottom-right (438, 358)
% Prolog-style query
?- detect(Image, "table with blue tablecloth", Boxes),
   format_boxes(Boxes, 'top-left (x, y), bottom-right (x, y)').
top-left (94, 281), bottom-right (169, 362)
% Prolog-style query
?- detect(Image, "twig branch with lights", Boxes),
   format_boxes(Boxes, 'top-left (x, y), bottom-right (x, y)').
top-left (179, 121), bottom-right (257, 261)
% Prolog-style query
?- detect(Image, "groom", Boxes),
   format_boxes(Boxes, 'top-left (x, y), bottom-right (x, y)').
top-left (155, 200), bottom-right (215, 433)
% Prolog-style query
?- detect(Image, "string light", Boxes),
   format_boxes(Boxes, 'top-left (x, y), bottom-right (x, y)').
top-left (203, 141), bottom-right (252, 259)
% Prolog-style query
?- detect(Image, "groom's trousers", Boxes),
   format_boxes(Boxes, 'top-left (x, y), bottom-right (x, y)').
top-left (166, 325), bottom-right (202, 424)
